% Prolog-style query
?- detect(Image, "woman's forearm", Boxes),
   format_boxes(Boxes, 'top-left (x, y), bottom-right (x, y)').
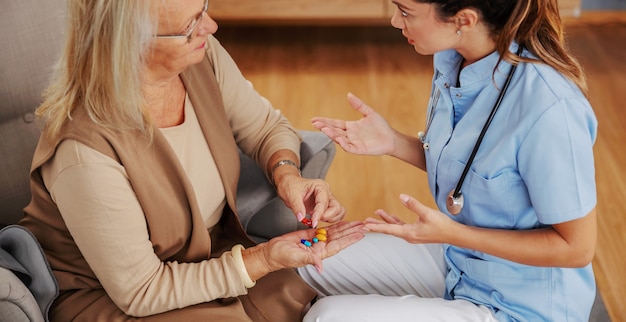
top-left (266, 149), bottom-right (301, 187)
top-left (241, 243), bottom-right (275, 282)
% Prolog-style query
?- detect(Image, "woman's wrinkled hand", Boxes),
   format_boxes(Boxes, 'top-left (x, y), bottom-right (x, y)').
top-left (266, 221), bottom-right (365, 273)
top-left (276, 175), bottom-right (345, 228)
top-left (364, 194), bottom-right (457, 244)
top-left (311, 93), bottom-right (396, 156)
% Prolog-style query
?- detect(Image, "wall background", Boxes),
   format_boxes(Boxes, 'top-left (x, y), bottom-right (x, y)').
top-left (582, 0), bottom-right (626, 10)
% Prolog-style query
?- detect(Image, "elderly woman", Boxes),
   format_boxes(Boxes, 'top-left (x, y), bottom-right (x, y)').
top-left (19, 0), bottom-right (363, 321)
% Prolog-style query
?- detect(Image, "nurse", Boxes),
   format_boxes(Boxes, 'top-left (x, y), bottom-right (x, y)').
top-left (300, 0), bottom-right (598, 321)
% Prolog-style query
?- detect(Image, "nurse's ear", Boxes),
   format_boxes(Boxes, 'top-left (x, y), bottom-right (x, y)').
top-left (453, 8), bottom-right (480, 34)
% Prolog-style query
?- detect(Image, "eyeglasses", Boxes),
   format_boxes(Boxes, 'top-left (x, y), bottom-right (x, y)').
top-left (155, 0), bottom-right (209, 43)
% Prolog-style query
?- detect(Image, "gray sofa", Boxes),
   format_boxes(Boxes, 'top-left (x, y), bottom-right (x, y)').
top-left (0, 1), bottom-right (335, 321)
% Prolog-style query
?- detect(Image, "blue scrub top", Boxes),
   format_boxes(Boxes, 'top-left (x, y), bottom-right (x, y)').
top-left (423, 43), bottom-right (598, 321)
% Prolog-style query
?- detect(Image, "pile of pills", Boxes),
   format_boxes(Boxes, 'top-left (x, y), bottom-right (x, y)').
top-left (301, 228), bottom-right (327, 247)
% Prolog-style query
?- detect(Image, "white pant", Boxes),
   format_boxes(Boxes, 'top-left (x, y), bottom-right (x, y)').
top-left (298, 233), bottom-right (497, 322)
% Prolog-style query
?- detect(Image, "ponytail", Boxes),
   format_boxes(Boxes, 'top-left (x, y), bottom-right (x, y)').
top-left (498, 0), bottom-right (588, 96)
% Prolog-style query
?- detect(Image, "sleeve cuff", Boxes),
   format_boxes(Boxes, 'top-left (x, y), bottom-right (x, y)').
top-left (230, 244), bottom-right (256, 288)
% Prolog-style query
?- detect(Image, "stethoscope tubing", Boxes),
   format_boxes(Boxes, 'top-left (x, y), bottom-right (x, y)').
top-left (450, 46), bottom-right (524, 199)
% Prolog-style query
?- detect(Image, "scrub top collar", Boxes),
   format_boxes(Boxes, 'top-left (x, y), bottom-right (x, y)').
top-left (433, 42), bottom-right (524, 89)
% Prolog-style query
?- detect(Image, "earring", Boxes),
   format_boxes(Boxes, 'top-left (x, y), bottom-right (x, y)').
top-left (456, 30), bottom-right (462, 36)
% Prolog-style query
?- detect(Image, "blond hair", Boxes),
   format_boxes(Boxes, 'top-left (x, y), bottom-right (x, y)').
top-left (37, 0), bottom-right (157, 142)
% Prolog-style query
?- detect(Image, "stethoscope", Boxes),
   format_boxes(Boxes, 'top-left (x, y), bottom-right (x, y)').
top-left (419, 46), bottom-right (523, 215)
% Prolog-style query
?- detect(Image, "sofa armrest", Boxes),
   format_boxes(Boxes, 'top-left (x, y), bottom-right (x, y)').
top-left (236, 130), bottom-right (336, 242)
top-left (0, 225), bottom-right (58, 322)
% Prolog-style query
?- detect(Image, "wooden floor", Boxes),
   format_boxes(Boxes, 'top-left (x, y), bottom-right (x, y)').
top-left (216, 12), bottom-right (626, 321)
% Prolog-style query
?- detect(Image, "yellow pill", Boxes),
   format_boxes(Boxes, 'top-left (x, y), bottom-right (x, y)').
top-left (315, 234), bottom-right (327, 242)
top-left (316, 228), bottom-right (327, 235)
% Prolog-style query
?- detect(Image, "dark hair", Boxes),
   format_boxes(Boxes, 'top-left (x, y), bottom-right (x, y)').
top-left (418, 0), bottom-right (588, 96)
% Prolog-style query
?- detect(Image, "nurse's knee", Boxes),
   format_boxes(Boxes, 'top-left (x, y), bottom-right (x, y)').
top-left (302, 296), bottom-right (362, 322)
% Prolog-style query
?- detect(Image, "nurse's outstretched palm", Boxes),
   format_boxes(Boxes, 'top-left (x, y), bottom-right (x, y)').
top-left (364, 194), bottom-right (456, 245)
top-left (311, 93), bottom-right (395, 156)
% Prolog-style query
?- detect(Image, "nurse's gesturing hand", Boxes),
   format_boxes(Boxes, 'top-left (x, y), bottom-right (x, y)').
top-left (312, 93), bottom-right (428, 170)
top-left (363, 194), bottom-right (457, 244)
top-left (311, 93), bottom-right (396, 156)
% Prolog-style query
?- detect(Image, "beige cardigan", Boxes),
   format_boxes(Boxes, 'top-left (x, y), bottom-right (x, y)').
top-left (20, 35), bottom-right (315, 321)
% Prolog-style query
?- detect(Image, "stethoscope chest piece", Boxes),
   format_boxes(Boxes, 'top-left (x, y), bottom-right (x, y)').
top-left (446, 190), bottom-right (464, 215)
top-left (439, 45), bottom-right (523, 216)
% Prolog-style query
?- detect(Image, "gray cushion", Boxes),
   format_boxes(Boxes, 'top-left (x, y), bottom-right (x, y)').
top-left (0, 1), bottom-right (66, 121)
top-left (0, 0), bottom-right (67, 226)
top-left (0, 267), bottom-right (43, 322)
top-left (590, 289), bottom-right (611, 322)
